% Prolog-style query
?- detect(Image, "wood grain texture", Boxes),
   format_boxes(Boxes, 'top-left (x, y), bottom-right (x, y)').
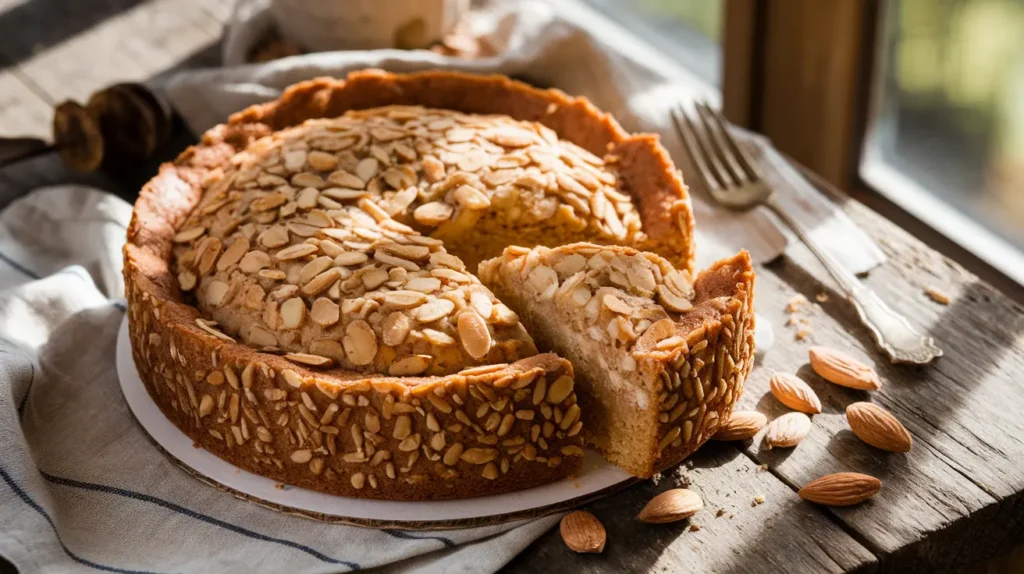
top-left (740, 197), bottom-right (1024, 572)
top-left (505, 443), bottom-right (876, 573)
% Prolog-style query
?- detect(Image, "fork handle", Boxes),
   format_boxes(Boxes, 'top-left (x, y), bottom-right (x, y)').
top-left (764, 196), bottom-right (943, 364)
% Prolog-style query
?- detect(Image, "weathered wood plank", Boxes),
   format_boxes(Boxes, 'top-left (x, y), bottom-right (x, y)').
top-left (736, 198), bottom-right (1024, 572)
top-left (0, 70), bottom-right (52, 139)
top-left (505, 443), bottom-right (876, 573)
top-left (14, 0), bottom-right (232, 106)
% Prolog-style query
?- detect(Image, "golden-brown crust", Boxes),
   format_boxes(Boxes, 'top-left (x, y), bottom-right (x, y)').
top-left (124, 70), bottom-right (696, 500)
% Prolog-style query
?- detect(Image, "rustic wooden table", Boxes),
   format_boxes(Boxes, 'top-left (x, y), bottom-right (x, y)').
top-left (2, 1), bottom-right (1023, 572)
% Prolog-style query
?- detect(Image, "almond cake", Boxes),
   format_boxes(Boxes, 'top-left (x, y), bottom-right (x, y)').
top-left (124, 69), bottom-right (752, 501)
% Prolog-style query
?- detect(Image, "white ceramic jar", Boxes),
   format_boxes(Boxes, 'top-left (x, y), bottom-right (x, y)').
top-left (270, 0), bottom-right (470, 52)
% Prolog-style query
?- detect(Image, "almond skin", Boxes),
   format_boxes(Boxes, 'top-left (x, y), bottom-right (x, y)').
top-left (799, 472), bottom-right (881, 506)
top-left (769, 373), bottom-right (822, 414)
top-left (809, 346), bottom-right (882, 390)
top-left (637, 489), bottom-right (703, 523)
top-left (764, 412), bottom-right (812, 449)
top-left (846, 402), bottom-right (912, 452)
top-left (560, 511), bottom-right (606, 553)
top-left (712, 411), bottom-right (768, 441)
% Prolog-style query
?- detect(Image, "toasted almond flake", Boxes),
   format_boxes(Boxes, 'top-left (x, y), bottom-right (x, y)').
top-left (276, 243), bottom-right (318, 260)
top-left (414, 299), bottom-right (456, 323)
top-left (389, 355), bottom-right (432, 376)
top-left (285, 353), bottom-right (334, 367)
top-left (458, 311), bottom-right (492, 359)
top-left (280, 297), bottom-right (306, 329)
top-left (343, 320), bottom-right (377, 365)
top-left (452, 185), bottom-right (491, 210)
top-left (383, 312), bottom-right (412, 346)
top-left (602, 293), bottom-right (632, 315)
top-left (174, 226), bottom-right (206, 243)
top-left (310, 298), bottom-right (340, 326)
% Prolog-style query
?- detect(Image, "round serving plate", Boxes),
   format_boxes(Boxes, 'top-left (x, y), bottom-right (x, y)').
top-left (115, 316), bottom-right (635, 529)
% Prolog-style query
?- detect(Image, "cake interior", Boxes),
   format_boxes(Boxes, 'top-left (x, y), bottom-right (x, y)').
top-left (481, 243), bottom-right (704, 476)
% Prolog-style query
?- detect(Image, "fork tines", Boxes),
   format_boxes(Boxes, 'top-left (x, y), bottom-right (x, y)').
top-left (671, 102), bottom-right (762, 191)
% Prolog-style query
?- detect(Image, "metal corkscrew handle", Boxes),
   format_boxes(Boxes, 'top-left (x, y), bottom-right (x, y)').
top-left (765, 196), bottom-right (943, 364)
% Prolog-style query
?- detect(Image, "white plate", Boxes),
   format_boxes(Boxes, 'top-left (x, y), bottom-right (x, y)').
top-left (116, 316), bottom-right (633, 528)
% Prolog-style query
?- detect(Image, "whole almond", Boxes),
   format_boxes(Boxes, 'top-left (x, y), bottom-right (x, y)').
top-left (798, 472), bottom-right (881, 506)
top-left (764, 412), bottom-right (812, 449)
top-left (846, 402), bottom-right (912, 452)
top-left (560, 511), bottom-right (606, 553)
top-left (809, 346), bottom-right (882, 390)
top-left (769, 373), bottom-right (822, 414)
top-left (712, 411), bottom-right (768, 441)
top-left (637, 489), bottom-right (703, 523)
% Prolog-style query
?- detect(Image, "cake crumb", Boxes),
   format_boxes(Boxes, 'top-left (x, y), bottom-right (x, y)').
top-left (715, 508), bottom-right (726, 518)
top-left (274, 483), bottom-right (286, 490)
top-left (795, 328), bottom-right (812, 341)
top-left (758, 464), bottom-right (769, 472)
top-left (785, 294), bottom-right (808, 313)
top-left (815, 292), bottom-right (829, 303)
top-left (689, 524), bottom-right (701, 532)
top-left (925, 287), bottom-right (950, 305)
top-left (674, 466), bottom-right (692, 488)
top-left (752, 494), bottom-right (765, 506)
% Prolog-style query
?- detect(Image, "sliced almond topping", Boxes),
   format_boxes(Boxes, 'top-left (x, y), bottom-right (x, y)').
top-left (355, 157), bottom-right (379, 182)
top-left (310, 297), bottom-right (340, 327)
top-left (307, 151), bottom-right (338, 171)
top-left (321, 187), bottom-right (366, 202)
top-left (204, 280), bottom-right (231, 307)
top-left (602, 293), bottom-right (632, 315)
top-left (216, 237), bottom-right (250, 271)
top-left (389, 355), bottom-right (432, 376)
top-left (174, 226), bottom-right (206, 243)
top-left (375, 250), bottom-right (420, 271)
top-left (285, 353), bottom-right (334, 367)
top-left (383, 312), bottom-right (412, 346)
top-left (379, 242), bottom-right (430, 261)
top-left (452, 185), bottom-right (491, 210)
top-left (303, 268), bottom-right (342, 296)
top-left (404, 277), bottom-right (441, 293)
top-left (247, 325), bottom-right (278, 347)
top-left (343, 320), bottom-right (378, 365)
top-left (178, 270), bottom-right (197, 291)
top-left (334, 251), bottom-right (369, 266)
top-left (280, 297), bottom-right (306, 329)
top-left (415, 299), bottom-right (456, 323)
top-left (299, 256), bottom-right (334, 285)
top-left (276, 243), bottom-right (318, 261)
top-left (327, 169), bottom-right (365, 189)
top-left (657, 284), bottom-right (693, 313)
top-left (260, 226), bottom-right (290, 249)
top-left (382, 290), bottom-right (428, 309)
top-left (458, 311), bottom-right (492, 359)
top-left (413, 201), bottom-right (455, 226)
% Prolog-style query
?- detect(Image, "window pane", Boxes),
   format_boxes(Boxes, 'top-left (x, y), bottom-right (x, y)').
top-left (581, 0), bottom-right (723, 86)
top-left (865, 0), bottom-right (1024, 252)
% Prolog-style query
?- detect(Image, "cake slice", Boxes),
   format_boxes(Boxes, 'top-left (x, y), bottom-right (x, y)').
top-left (480, 243), bottom-right (755, 476)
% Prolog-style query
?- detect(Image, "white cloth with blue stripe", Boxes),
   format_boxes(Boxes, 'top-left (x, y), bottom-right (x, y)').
top-left (0, 187), bottom-right (560, 573)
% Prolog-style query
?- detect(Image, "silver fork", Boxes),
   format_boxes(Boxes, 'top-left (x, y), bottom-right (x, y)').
top-left (672, 102), bottom-right (942, 364)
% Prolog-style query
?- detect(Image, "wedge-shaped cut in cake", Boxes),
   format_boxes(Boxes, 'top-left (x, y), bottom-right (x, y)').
top-left (480, 243), bottom-right (755, 477)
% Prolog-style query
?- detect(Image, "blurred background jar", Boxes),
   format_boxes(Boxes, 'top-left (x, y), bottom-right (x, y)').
top-left (270, 0), bottom-right (471, 52)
